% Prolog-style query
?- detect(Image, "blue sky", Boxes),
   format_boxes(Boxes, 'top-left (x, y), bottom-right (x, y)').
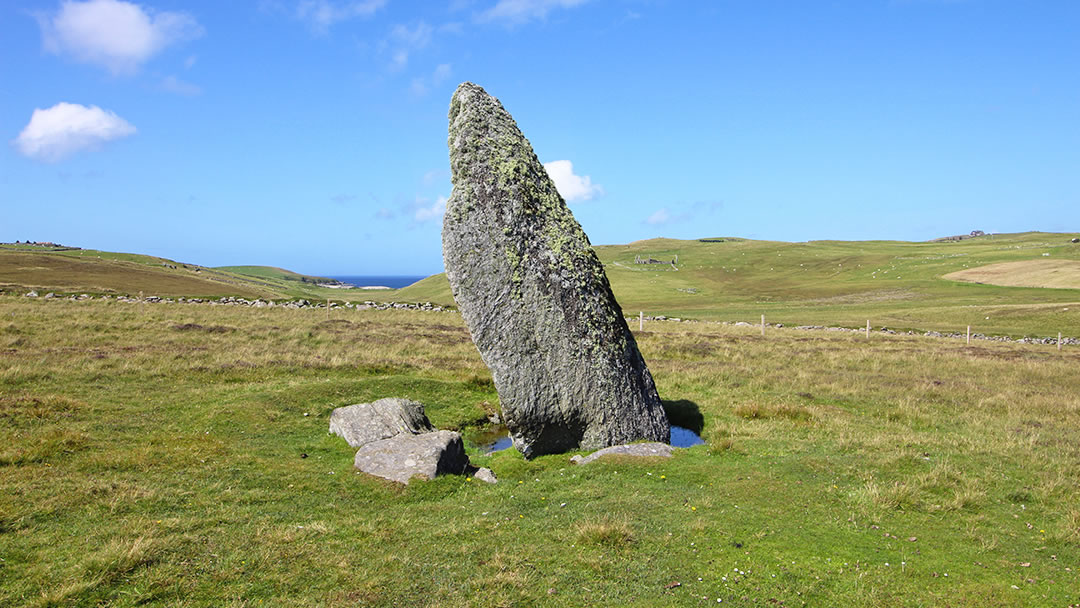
top-left (2, 1), bottom-right (1078, 275)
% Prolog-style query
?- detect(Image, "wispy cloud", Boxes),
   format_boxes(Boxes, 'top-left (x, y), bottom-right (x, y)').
top-left (413, 195), bottom-right (448, 223)
top-left (410, 63), bottom-right (453, 96)
top-left (13, 102), bottom-right (136, 162)
top-left (543, 159), bottom-right (603, 203)
top-left (645, 208), bottom-right (671, 225)
top-left (159, 74), bottom-right (201, 95)
top-left (421, 168), bottom-right (450, 186)
top-left (38, 0), bottom-right (204, 75)
top-left (383, 21), bottom-right (433, 70)
top-left (644, 201), bottom-right (722, 226)
top-left (478, 0), bottom-right (589, 25)
top-left (330, 193), bottom-right (358, 204)
top-left (295, 0), bottom-right (386, 31)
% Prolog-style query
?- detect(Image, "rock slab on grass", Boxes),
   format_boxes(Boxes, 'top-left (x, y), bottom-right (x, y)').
top-left (472, 467), bottom-right (498, 484)
top-left (442, 82), bottom-right (669, 459)
top-left (570, 442), bottom-right (673, 465)
top-left (329, 398), bottom-right (434, 448)
top-left (353, 430), bottom-right (468, 484)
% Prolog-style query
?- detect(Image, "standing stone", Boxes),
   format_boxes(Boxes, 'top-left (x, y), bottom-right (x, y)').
top-left (442, 82), bottom-right (669, 459)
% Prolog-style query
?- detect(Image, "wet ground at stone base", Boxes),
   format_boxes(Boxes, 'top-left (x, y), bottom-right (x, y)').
top-left (466, 424), bottom-right (704, 454)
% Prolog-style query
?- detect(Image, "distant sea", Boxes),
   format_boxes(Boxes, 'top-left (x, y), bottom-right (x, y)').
top-left (325, 275), bottom-right (427, 289)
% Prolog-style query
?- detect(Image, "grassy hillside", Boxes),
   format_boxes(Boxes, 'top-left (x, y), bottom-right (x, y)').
top-left (2, 296), bottom-right (1077, 606)
top-left (398, 232), bottom-right (1080, 337)
top-left (945, 259), bottom-right (1080, 289)
top-left (0, 246), bottom-right (389, 302)
top-left (5, 233), bottom-right (1079, 336)
top-left (0, 248), bottom-right (275, 299)
top-left (214, 265), bottom-right (336, 284)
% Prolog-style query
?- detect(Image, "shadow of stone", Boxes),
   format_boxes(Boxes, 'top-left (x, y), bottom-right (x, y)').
top-left (662, 399), bottom-right (704, 434)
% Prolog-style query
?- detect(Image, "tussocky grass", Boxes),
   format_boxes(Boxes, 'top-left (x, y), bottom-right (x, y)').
top-left (0, 295), bottom-right (1077, 606)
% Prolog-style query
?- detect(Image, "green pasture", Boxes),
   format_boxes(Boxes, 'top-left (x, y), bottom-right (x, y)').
top-left (1, 296), bottom-right (1077, 606)
top-left (399, 232), bottom-right (1080, 338)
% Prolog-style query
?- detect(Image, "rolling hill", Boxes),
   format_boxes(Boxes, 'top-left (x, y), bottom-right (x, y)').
top-left (0, 245), bottom-right (377, 301)
top-left (397, 231), bottom-right (1080, 337)
top-left (3, 232), bottom-right (1078, 336)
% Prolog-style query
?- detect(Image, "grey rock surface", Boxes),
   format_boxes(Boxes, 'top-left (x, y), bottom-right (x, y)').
top-left (473, 467), bottom-right (498, 484)
top-left (353, 430), bottom-right (468, 484)
top-left (442, 82), bottom-right (669, 459)
top-left (329, 397), bottom-right (434, 448)
top-left (569, 442), bottom-right (673, 465)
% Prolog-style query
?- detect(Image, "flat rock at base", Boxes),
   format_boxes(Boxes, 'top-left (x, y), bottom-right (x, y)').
top-left (353, 430), bottom-right (468, 484)
top-left (329, 398), bottom-right (434, 448)
top-left (442, 82), bottom-right (669, 459)
top-left (472, 467), bottom-right (498, 484)
top-left (570, 442), bottom-right (673, 465)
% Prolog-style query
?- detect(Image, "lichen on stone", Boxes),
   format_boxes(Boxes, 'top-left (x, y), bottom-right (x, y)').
top-left (441, 82), bottom-right (669, 458)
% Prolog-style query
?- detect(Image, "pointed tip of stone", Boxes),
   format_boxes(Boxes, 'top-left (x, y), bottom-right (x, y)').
top-left (451, 81), bottom-right (485, 102)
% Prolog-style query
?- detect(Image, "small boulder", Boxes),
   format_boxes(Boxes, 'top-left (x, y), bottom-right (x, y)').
top-left (472, 467), bottom-right (498, 484)
top-left (329, 398), bottom-right (434, 448)
top-left (353, 430), bottom-right (468, 484)
top-left (570, 442), bottom-right (673, 465)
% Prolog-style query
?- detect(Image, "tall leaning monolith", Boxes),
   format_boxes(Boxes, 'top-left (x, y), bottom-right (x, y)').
top-left (442, 82), bottom-right (670, 459)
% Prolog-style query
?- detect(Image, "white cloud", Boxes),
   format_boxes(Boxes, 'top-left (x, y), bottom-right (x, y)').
top-left (421, 168), bottom-right (449, 185)
top-left (433, 63), bottom-right (453, 83)
top-left (478, 0), bottom-right (589, 25)
top-left (159, 74), bottom-right (201, 96)
top-left (543, 159), bottom-right (603, 202)
top-left (390, 21), bottom-right (434, 48)
top-left (645, 208), bottom-right (670, 225)
top-left (409, 77), bottom-right (428, 96)
top-left (384, 22), bottom-right (433, 70)
top-left (13, 102), bottom-right (136, 162)
top-left (410, 63), bottom-right (453, 96)
top-left (414, 195), bottom-right (448, 222)
top-left (39, 0), bottom-right (203, 75)
top-left (296, 0), bottom-right (386, 30)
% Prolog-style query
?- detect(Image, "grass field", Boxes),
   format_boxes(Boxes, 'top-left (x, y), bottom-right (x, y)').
top-left (399, 232), bottom-right (1080, 338)
top-left (5, 232), bottom-right (1079, 338)
top-left (0, 247), bottom-right (385, 302)
top-left (1, 295), bottom-right (1077, 606)
top-left (945, 259), bottom-right (1080, 290)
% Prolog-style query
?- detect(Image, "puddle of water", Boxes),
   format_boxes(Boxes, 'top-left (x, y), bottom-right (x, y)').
top-left (466, 425), bottom-right (514, 454)
top-left (467, 424), bottom-right (704, 453)
top-left (670, 425), bottom-right (705, 448)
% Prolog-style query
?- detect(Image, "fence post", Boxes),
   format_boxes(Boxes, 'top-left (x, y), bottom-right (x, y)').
top-left (967, 325), bottom-right (971, 346)
top-left (639, 311), bottom-right (643, 331)
top-left (866, 320), bottom-right (870, 339)
top-left (326, 298), bottom-right (330, 320)
top-left (761, 314), bottom-right (765, 337)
